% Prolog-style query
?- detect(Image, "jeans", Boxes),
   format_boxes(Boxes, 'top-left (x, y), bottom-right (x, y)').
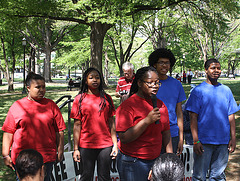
top-left (117, 151), bottom-right (155, 181)
top-left (192, 144), bottom-right (229, 181)
top-left (80, 147), bottom-right (112, 181)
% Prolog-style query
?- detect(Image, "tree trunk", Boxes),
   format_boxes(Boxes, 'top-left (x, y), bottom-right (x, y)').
top-left (90, 22), bottom-right (112, 75)
top-left (104, 47), bottom-right (109, 86)
top-left (44, 48), bottom-right (52, 82)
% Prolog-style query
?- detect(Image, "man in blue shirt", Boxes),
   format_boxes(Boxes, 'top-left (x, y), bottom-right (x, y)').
top-left (186, 58), bottom-right (238, 180)
top-left (149, 48), bottom-right (186, 155)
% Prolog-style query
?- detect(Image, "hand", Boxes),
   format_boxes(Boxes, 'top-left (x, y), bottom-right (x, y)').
top-left (228, 138), bottom-right (236, 153)
top-left (110, 145), bottom-right (118, 159)
top-left (3, 156), bottom-right (15, 171)
top-left (145, 108), bottom-right (161, 124)
top-left (73, 150), bottom-right (81, 162)
top-left (193, 142), bottom-right (204, 155)
top-left (176, 140), bottom-right (184, 156)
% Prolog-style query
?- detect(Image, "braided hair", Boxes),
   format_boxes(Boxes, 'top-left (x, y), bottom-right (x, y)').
top-left (78, 68), bottom-right (114, 115)
top-left (129, 66), bottom-right (158, 97)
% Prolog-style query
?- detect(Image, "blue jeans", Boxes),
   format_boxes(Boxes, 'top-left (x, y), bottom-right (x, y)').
top-left (117, 151), bottom-right (155, 181)
top-left (193, 144), bottom-right (229, 181)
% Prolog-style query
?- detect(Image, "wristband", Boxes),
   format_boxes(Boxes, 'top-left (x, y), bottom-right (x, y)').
top-left (74, 149), bottom-right (79, 151)
top-left (3, 155), bottom-right (9, 159)
top-left (193, 140), bottom-right (200, 145)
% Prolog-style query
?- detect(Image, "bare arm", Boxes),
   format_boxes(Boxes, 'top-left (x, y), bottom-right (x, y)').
top-left (56, 131), bottom-right (64, 162)
top-left (190, 112), bottom-right (203, 155)
top-left (228, 114), bottom-right (236, 153)
top-left (162, 130), bottom-right (173, 153)
top-left (109, 117), bottom-right (118, 159)
top-left (73, 119), bottom-right (81, 162)
top-left (2, 132), bottom-right (15, 170)
top-left (176, 102), bottom-right (184, 155)
top-left (118, 108), bottom-right (160, 144)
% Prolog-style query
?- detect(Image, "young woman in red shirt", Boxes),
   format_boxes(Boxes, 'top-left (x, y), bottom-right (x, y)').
top-left (116, 66), bottom-right (173, 181)
top-left (71, 68), bottom-right (118, 181)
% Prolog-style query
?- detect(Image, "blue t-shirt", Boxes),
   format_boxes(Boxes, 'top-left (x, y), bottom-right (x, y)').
top-left (185, 81), bottom-right (239, 144)
top-left (156, 76), bottom-right (186, 137)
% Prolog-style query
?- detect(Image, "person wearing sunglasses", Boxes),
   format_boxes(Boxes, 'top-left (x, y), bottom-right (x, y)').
top-left (149, 48), bottom-right (186, 156)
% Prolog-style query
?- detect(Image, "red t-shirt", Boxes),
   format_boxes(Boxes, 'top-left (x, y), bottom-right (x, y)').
top-left (115, 76), bottom-right (134, 93)
top-left (2, 97), bottom-right (66, 164)
top-left (70, 93), bottom-right (115, 149)
top-left (116, 94), bottom-right (170, 160)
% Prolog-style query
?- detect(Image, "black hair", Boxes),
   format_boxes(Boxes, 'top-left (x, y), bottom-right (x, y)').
top-left (204, 58), bottom-right (220, 70)
top-left (15, 149), bottom-right (44, 180)
top-left (148, 48), bottom-right (176, 68)
top-left (25, 72), bottom-right (45, 87)
top-left (129, 66), bottom-right (158, 97)
top-left (78, 67), bottom-right (114, 114)
top-left (152, 153), bottom-right (184, 181)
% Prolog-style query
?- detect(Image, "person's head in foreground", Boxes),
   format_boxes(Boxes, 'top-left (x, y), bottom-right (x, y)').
top-left (122, 62), bottom-right (134, 80)
top-left (148, 153), bottom-right (184, 181)
top-left (16, 149), bottom-right (45, 181)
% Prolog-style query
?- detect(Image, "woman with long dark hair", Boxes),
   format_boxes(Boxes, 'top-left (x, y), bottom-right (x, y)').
top-left (71, 68), bottom-right (118, 181)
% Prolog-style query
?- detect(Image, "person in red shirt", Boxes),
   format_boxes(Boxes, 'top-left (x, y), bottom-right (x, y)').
top-left (2, 72), bottom-right (66, 181)
top-left (116, 66), bottom-right (173, 181)
top-left (115, 62), bottom-right (135, 103)
top-left (183, 71), bottom-right (186, 83)
top-left (71, 68), bottom-right (118, 181)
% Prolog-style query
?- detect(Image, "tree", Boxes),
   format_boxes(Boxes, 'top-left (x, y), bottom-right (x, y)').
top-left (1, 0), bottom-right (188, 75)
top-left (107, 13), bottom-right (149, 76)
top-left (179, 1), bottom-right (239, 63)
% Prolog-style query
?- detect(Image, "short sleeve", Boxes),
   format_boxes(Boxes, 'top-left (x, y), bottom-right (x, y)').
top-left (228, 90), bottom-right (239, 115)
top-left (52, 102), bottom-right (66, 132)
top-left (116, 106), bottom-right (133, 132)
top-left (178, 83), bottom-right (186, 103)
top-left (185, 91), bottom-right (201, 114)
top-left (70, 95), bottom-right (82, 120)
top-left (2, 110), bottom-right (17, 133)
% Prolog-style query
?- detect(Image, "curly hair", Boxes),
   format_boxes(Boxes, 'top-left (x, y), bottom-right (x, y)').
top-left (148, 48), bottom-right (176, 69)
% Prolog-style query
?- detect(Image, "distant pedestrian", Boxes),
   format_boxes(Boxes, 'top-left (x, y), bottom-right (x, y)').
top-left (187, 69), bottom-right (193, 84)
top-left (183, 71), bottom-right (186, 83)
top-left (186, 58), bottom-right (239, 180)
top-left (67, 78), bottom-right (74, 91)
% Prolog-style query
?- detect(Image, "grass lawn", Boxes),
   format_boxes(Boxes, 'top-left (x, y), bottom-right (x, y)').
top-left (0, 78), bottom-right (239, 180)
